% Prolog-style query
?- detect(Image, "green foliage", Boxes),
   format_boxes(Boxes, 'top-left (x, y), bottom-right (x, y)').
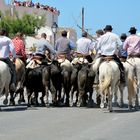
top-left (0, 10), bottom-right (46, 37)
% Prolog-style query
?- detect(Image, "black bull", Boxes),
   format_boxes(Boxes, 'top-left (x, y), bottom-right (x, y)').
top-left (24, 60), bottom-right (62, 107)
top-left (24, 60), bottom-right (96, 107)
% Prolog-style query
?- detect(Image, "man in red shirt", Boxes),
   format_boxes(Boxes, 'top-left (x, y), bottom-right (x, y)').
top-left (12, 32), bottom-right (26, 63)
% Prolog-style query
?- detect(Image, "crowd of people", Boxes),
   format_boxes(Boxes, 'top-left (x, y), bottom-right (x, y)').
top-left (12, 0), bottom-right (60, 15)
top-left (0, 24), bottom-right (140, 90)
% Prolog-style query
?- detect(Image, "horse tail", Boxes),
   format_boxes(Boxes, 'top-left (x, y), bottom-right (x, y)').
top-left (99, 70), bottom-right (112, 93)
top-left (128, 77), bottom-right (137, 98)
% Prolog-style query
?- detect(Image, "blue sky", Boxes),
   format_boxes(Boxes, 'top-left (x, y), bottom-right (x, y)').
top-left (6, 0), bottom-right (140, 37)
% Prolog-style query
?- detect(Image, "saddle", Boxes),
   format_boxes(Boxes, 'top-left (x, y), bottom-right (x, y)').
top-left (26, 55), bottom-right (42, 69)
top-left (16, 54), bottom-right (26, 63)
top-left (57, 54), bottom-right (66, 63)
top-left (128, 54), bottom-right (140, 58)
top-left (72, 52), bottom-right (90, 64)
top-left (71, 57), bottom-right (88, 65)
top-left (102, 55), bottom-right (125, 83)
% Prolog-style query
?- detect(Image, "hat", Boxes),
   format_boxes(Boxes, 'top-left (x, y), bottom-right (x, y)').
top-left (61, 30), bottom-right (67, 37)
top-left (82, 31), bottom-right (88, 37)
top-left (96, 29), bottom-right (104, 35)
top-left (129, 27), bottom-right (137, 33)
top-left (104, 25), bottom-right (113, 31)
top-left (120, 33), bottom-right (127, 40)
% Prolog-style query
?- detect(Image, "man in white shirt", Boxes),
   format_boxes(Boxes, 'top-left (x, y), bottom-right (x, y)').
top-left (0, 29), bottom-right (17, 90)
top-left (76, 32), bottom-right (94, 63)
top-left (95, 25), bottom-right (125, 83)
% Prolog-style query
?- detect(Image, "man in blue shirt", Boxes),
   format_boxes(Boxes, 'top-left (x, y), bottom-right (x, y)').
top-left (55, 30), bottom-right (75, 61)
top-left (76, 31), bottom-right (94, 63)
top-left (118, 33), bottom-right (127, 61)
top-left (34, 33), bottom-right (55, 60)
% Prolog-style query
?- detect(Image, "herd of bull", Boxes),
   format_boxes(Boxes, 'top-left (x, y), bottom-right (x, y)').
top-left (1, 56), bottom-right (140, 112)
top-left (24, 58), bottom-right (95, 108)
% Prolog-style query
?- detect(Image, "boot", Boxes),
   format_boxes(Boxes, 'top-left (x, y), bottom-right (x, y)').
top-left (120, 71), bottom-right (125, 83)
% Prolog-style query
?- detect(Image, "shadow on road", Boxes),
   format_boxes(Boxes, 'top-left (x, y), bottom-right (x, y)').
top-left (0, 104), bottom-right (28, 112)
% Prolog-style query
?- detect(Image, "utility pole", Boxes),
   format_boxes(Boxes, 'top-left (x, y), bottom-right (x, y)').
top-left (10, 0), bottom-right (14, 17)
top-left (82, 7), bottom-right (84, 33)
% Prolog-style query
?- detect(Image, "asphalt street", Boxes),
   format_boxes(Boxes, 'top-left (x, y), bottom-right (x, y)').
top-left (0, 92), bottom-right (140, 140)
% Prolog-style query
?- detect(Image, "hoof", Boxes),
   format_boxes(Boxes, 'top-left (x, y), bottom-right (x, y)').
top-left (134, 106), bottom-right (139, 111)
top-left (9, 100), bottom-right (15, 106)
top-left (100, 103), bottom-right (104, 109)
top-left (64, 102), bottom-right (70, 107)
top-left (18, 100), bottom-right (22, 105)
top-left (3, 99), bottom-right (8, 105)
top-left (87, 100), bottom-right (94, 108)
top-left (128, 105), bottom-right (133, 111)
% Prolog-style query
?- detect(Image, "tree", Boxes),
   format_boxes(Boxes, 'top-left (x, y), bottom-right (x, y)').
top-left (0, 10), bottom-right (46, 37)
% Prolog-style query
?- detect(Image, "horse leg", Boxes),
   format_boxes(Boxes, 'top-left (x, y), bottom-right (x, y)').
top-left (34, 91), bottom-right (39, 106)
top-left (45, 86), bottom-right (49, 107)
top-left (100, 91), bottom-right (105, 109)
top-left (17, 88), bottom-right (25, 104)
top-left (113, 89), bottom-right (118, 107)
top-left (135, 87), bottom-right (139, 111)
top-left (9, 90), bottom-right (15, 106)
top-left (40, 89), bottom-right (46, 107)
top-left (118, 83), bottom-right (125, 107)
top-left (27, 89), bottom-right (32, 107)
top-left (128, 79), bottom-right (134, 111)
top-left (57, 87), bottom-right (62, 106)
top-left (70, 86), bottom-right (74, 107)
top-left (77, 90), bottom-right (83, 107)
top-left (3, 87), bottom-right (9, 105)
top-left (108, 88), bottom-right (113, 112)
top-left (75, 90), bottom-right (79, 106)
top-left (87, 91), bottom-right (94, 108)
top-left (65, 90), bottom-right (70, 107)
top-left (77, 90), bottom-right (86, 107)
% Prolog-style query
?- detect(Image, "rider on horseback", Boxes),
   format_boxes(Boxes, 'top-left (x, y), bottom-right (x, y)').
top-left (34, 33), bottom-right (55, 62)
top-left (12, 32), bottom-right (27, 63)
top-left (94, 25), bottom-right (125, 84)
top-left (123, 27), bottom-right (140, 58)
top-left (75, 31), bottom-right (94, 63)
top-left (55, 30), bottom-right (75, 62)
top-left (118, 33), bottom-right (128, 62)
top-left (0, 28), bottom-right (16, 91)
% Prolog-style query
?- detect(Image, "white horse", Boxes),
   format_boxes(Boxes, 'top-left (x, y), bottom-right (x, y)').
top-left (0, 61), bottom-right (11, 107)
top-left (97, 58), bottom-right (120, 112)
top-left (125, 57), bottom-right (140, 110)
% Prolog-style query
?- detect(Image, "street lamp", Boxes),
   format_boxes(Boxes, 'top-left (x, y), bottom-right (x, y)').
top-left (51, 22), bottom-right (58, 46)
top-left (0, 15), bottom-right (2, 22)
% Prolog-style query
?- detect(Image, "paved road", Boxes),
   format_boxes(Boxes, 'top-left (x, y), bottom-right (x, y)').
top-left (0, 103), bottom-right (140, 140)
top-left (0, 89), bottom-right (140, 140)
